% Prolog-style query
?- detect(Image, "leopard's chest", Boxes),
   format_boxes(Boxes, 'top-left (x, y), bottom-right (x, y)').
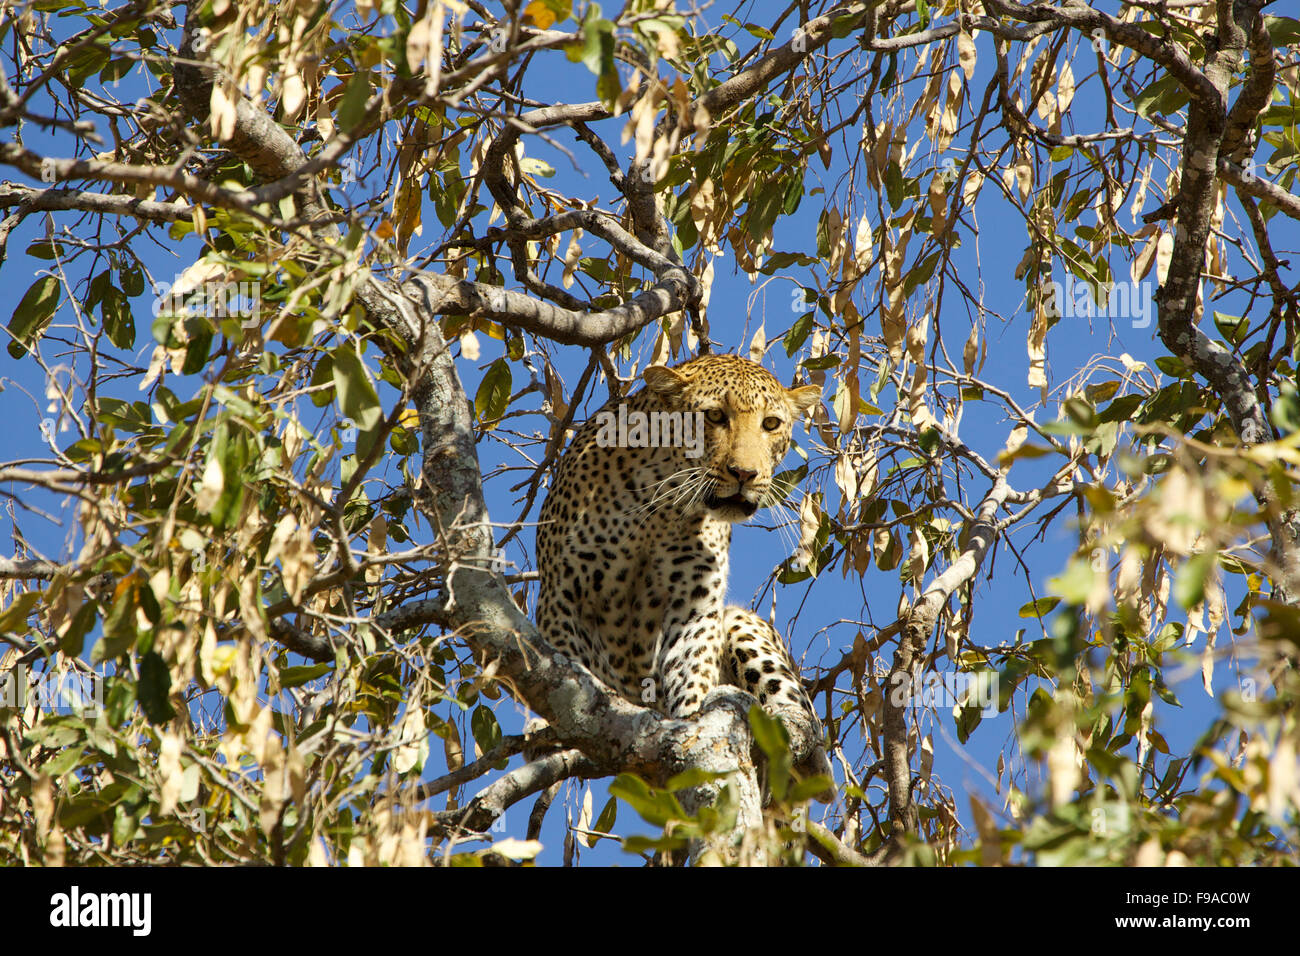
top-left (578, 502), bottom-right (729, 607)
top-left (548, 493), bottom-right (727, 666)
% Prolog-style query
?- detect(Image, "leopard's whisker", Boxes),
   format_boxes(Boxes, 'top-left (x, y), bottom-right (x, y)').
top-left (685, 474), bottom-right (714, 513)
top-left (625, 468), bottom-right (709, 533)
top-left (673, 471), bottom-right (711, 509)
top-left (621, 466), bottom-right (704, 519)
top-left (767, 500), bottom-right (799, 563)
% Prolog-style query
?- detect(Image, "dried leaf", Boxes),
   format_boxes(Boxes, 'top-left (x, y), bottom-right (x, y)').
top-left (1015, 156), bottom-right (1033, 203)
top-left (1027, 303), bottom-right (1047, 390)
top-left (1057, 61), bottom-right (1075, 114)
top-left (158, 730), bottom-right (183, 815)
top-left (854, 215), bottom-right (874, 273)
top-left (459, 329), bottom-right (481, 360)
top-left (963, 322), bottom-right (979, 375)
top-left (195, 453), bottom-right (225, 514)
top-left (957, 31), bottom-right (977, 81)
top-left (1155, 230), bottom-right (1175, 284)
top-left (562, 230), bottom-right (583, 289)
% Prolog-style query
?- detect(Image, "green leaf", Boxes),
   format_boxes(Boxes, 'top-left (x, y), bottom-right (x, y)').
top-left (8, 276), bottom-right (60, 358)
top-left (783, 312), bottom-right (814, 356)
top-left (829, 10), bottom-right (859, 39)
top-left (997, 442), bottom-right (1052, 465)
top-left (0, 590), bottom-right (41, 633)
top-left (138, 580), bottom-right (161, 624)
top-left (874, 528), bottom-right (901, 571)
top-left (902, 251), bottom-right (941, 298)
top-left (609, 773), bottom-right (687, 828)
top-left (137, 650), bottom-right (176, 724)
top-left (1272, 384), bottom-right (1300, 434)
top-left (208, 424), bottom-right (243, 529)
top-left (470, 705), bottom-right (502, 753)
top-left (1212, 311), bottom-right (1247, 346)
top-left (101, 285), bottom-right (135, 349)
top-left (788, 774), bottom-right (834, 802)
top-left (182, 324), bottom-right (213, 375)
top-left (67, 44), bottom-right (108, 86)
top-left (474, 358), bottom-right (512, 427)
top-left (118, 260), bottom-right (145, 297)
top-left (621, 833), bottom-right (688, 854)
top-left (41, 744), bottom-right (88, 778)
top-left (279, 662), bottom-right (333, 688)
top-left (105, 677), bottom-right (136, 727)
top-left (1098, 393), bottom-right (1143, 424)
top-left (1135, 74), bottom-right (1189, 119)
top-left (1264, 15), bottom-right (1300, 46)
top-left (748, 705), bottom-right (792, 800)
top-left (331, 345), bottom-right (382, 432)
top-left (24, 718), bottom-right (84, 749)
top-left (1018, 596), bottom-right (1061, 618)
top-left (93, 582), bottom-right (139, 662)
top-left (1049, 558), bottom-right (1096, 606)
top-left (747, 178), bottom-right (785, 239)
top-left (801, 355), bottom-right (840, 371)
top-left (665, 767), bottom-right (732, 791)
top-left (567, 6), bottom-right (616, 78)
top-left (955, 700), bottom-right (983, 743)
top-left (59, 795), bottom-right (113, 830)
top-left (1152, 672), bottom-right (1182, 708)
top-left (1085, 423), bottom-right (1120, 460)
top-left (26, 239), bottom-right (65, 260)
top-left (112, 804), bottom-right (138, 845)
top-left (1084, 380), bottom-right (1120, 404)
top-left (1154, 355), bottom-right (1191, 378)
top-left (885, 162), bottom-right (904, 210)
top-left (337, 71), bottom-right (371, 131)
top-left (1174, 550), bottom-right (1215, 610)
top-left (591, 795), bottom-right (617, 846)
top-left (58, 600), bottom-right (97, 658)
top-left (151, 311), bottom-right (175, 346)
top-left (309, 353), bottom-right (335, 406)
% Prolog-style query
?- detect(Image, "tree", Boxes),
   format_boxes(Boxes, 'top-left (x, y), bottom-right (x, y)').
top-left (0, 0), bottom-right (1297, 866)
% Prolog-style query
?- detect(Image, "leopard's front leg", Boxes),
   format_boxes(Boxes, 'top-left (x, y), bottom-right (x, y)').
top-left (655, 606), bottom-right (727, 717)
top-left (650, 534), bottom-right (729, 718)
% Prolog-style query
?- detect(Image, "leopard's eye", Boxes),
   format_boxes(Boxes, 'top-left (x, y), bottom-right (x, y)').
top-left (704, 408), bottom-right (727, 425)
top-left (762, 416), bottom-right (783, 431)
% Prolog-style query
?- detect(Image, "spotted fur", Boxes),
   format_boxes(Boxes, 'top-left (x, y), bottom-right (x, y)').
top-left (537, 354), bottom-right (824, 739)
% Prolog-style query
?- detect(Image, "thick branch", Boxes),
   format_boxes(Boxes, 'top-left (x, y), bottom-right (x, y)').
top-left (981, 0), bottom-right (1216, 102)
top-left (0, 557), bottom-right (65, 580)
top-left (403, 267), bottom-right (697, 348)
top-left (1222, 161), bottom-right (1300, 222)
top-left (0, 183), bottom-right (191, 221)
top-left (885, 474), bottom-right (1010, 834)
top-left (701, 1), bottom-right (871, 116)
top-left (430, 749), bottom-right (602, 834)
top-left (415, 732), bottom-right (542, 802)
top-left (1146, 0), bottom-right (1300, 599)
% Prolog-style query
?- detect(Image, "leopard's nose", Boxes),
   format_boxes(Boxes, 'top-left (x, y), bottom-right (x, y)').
top-left (728, 465), bottom-right (757, 486)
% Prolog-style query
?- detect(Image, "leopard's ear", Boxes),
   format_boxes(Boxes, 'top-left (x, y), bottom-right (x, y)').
top-left (643, 365), bottom-right (690, 397)
top-left (786, 384), bottom-right (822, 416)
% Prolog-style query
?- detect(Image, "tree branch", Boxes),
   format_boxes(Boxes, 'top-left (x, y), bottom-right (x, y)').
top-left (0, 182), bottom-right (192, 222)
top-left (885, 473), bottom-right (1011, 833)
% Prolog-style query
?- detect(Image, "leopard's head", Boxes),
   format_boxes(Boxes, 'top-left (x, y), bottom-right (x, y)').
top-left (642, 354), bottom-right (821, 521)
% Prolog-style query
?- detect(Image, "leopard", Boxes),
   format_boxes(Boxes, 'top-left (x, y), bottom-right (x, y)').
top-left (536, 352), bottom-right (830, 783)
